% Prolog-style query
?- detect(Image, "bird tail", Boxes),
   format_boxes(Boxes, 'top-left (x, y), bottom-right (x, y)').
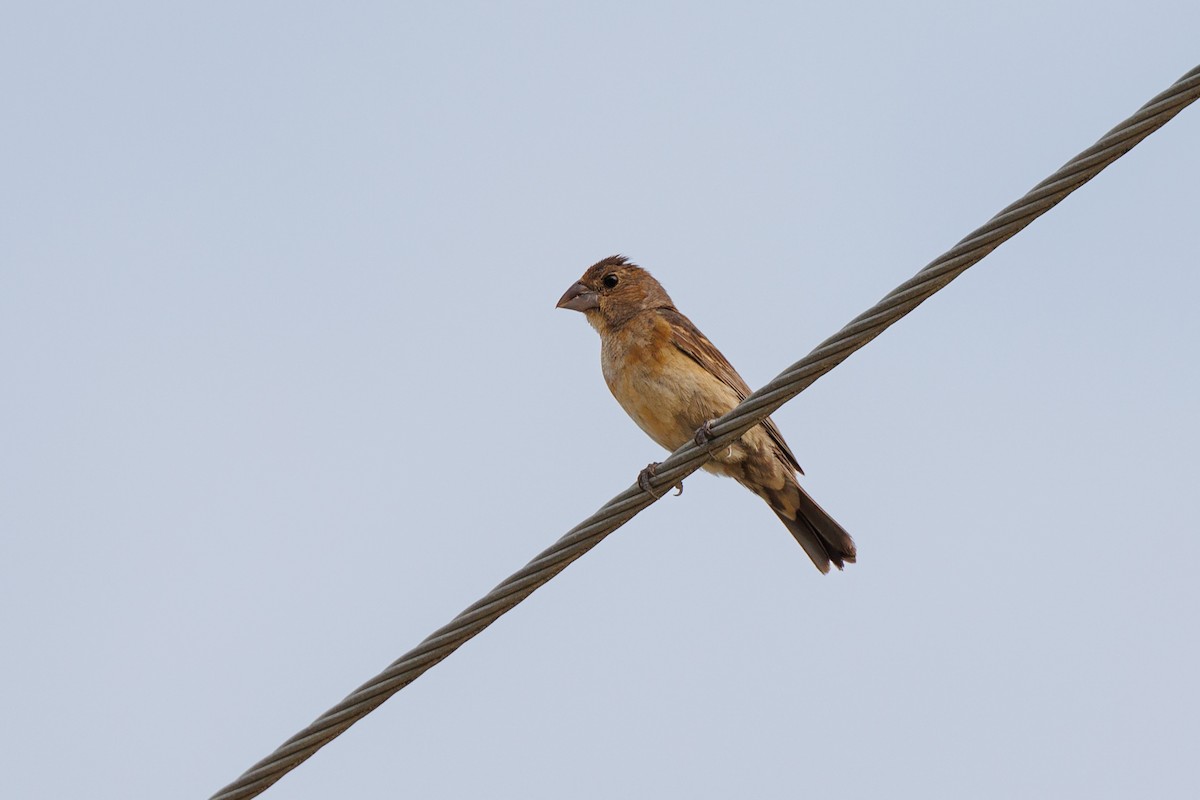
top-left (768, 484), bottom-right (857, 574)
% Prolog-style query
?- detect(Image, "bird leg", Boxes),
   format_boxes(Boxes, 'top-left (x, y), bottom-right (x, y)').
top-left (638, 462), bottom-right (684, 498)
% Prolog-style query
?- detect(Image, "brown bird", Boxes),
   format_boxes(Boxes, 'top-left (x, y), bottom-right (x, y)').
top-left (557, 255), bottom-right (856, 573)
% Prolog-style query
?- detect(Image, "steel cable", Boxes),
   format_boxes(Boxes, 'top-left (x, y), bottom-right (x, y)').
top-left (211, 64), bottom-right (1200, 800)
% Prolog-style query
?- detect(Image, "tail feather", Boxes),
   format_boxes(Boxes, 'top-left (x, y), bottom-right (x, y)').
top-left (724, 449), bottom-right (856, 573)
top-left (771, 485), bottom-right (856, 574)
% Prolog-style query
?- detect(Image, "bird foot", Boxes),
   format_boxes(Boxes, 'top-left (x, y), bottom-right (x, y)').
top-left (694, 419), bottom-right (718, 449)
top-left (638, 462), bottom-right (683, 498)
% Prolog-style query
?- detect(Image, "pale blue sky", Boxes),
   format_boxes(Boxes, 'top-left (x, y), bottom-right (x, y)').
top-left (2, 3), bottom-right (1198, 799)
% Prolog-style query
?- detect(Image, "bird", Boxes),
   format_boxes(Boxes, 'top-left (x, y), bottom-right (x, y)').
top-left (556, 255), bottom-right (856, 573)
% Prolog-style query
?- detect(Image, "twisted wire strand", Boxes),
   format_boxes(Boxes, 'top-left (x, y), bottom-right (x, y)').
top-left (211, 65), bottom-right (1200, 800)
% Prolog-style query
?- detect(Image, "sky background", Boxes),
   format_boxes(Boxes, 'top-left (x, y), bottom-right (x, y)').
top-left (2, 3), bottom-right (1198, 799)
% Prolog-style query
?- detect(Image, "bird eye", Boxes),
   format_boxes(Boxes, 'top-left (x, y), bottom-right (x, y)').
top-left (602, 273), bottom-right (619, 289)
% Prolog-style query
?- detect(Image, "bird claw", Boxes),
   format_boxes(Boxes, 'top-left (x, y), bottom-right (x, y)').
top-left (638, 462), bottom-right (664, 498)
top-left (638, 462), bottom-right (683, 498)
top-left (694, 419), bottom-right (717, 449)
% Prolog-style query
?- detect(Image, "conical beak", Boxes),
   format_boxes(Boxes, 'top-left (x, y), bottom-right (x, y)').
top-left (556, 281), bottom-right (599, 312)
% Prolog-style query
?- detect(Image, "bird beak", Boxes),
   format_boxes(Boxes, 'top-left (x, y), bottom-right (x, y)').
top-left (556, 281), bottom-right (600, 312)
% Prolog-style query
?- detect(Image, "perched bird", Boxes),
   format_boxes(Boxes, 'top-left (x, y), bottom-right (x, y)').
top-left (557, 255), bottom-right (856, 573)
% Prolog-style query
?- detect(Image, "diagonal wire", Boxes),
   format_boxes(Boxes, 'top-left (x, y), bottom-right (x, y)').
top-left (211, 64), bottom-right (1200, 800)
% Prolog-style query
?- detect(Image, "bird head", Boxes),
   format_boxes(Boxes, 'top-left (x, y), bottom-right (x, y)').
top-left (556, 255), bottom-right (674, 332)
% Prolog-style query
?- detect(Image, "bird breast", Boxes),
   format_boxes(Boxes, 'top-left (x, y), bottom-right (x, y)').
top-left (599, 315), bottom-right (741, 453)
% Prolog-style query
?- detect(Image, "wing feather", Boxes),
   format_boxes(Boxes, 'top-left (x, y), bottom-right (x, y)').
top-left (659, 308), bottom-right (804, 474)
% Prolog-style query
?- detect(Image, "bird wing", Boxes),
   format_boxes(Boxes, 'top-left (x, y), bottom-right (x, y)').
top-left (659, 307), bottom-right (804, 475)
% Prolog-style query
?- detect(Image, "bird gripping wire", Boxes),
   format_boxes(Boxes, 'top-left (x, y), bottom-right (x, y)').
top-left (211, 64), bottom-right (1200, 800)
